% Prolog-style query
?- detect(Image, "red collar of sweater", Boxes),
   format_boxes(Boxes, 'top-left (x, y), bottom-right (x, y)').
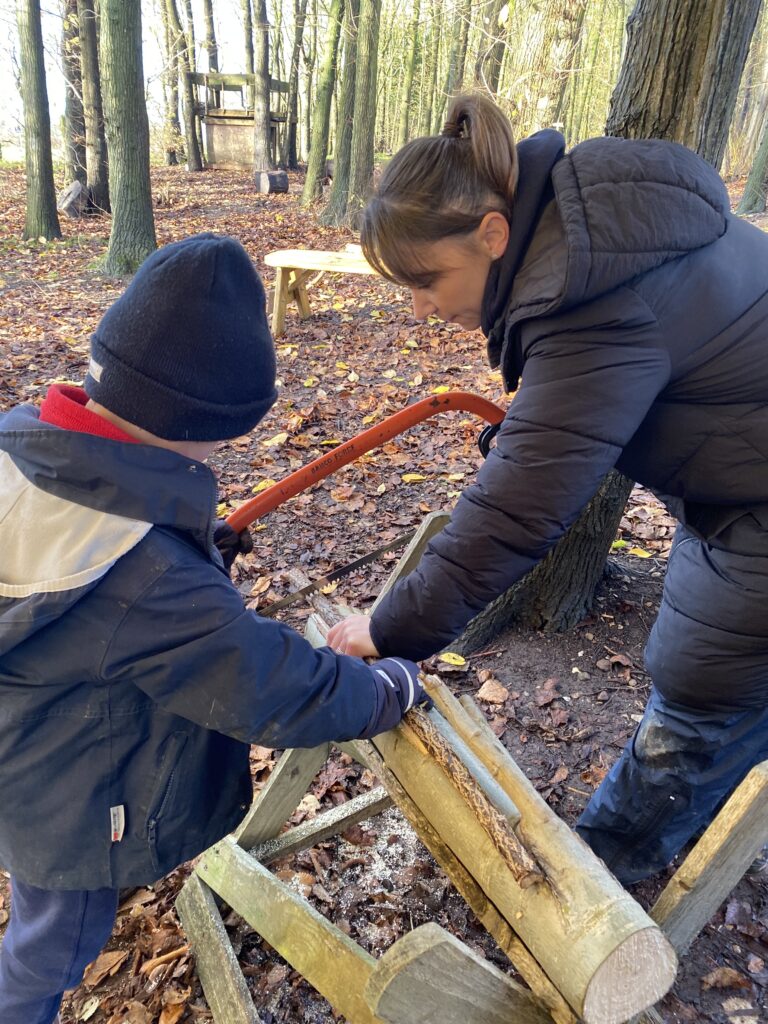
top-left (39, 385), bottom-right (139, 444)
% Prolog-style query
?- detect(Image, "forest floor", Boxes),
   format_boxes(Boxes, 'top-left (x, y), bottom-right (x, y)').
top-left (1, 163), bottom-right (767, 1024)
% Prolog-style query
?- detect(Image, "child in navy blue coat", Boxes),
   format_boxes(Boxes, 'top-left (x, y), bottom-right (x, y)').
top-left (0, 234), bottom-right (423, 1024)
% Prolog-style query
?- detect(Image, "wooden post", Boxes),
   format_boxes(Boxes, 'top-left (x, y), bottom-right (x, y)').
top-left (176, 874), bottom-right (259, 1024)
top-left (651, 760), bottom-right (768, 954)
top-left (371, 511), bottom-right (450, 614)
top-left (270, 265), bottom-right (291, 336)
top-left (198, 838), bottom-right (384, 1024)
top-left (235, 743), bottom-right (330, 849)
top-left (365, 922), bottom-right (552, 1024)
top-left (251, 787), bottom-right (392, 864)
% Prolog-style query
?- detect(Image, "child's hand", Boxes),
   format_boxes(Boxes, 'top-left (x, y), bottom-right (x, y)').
top-left (327, 615), bottom-right (380, 658)
top-left (359, 657), bottom-right (429, 737)
top-left (213, 520), bottom-right (254, 571)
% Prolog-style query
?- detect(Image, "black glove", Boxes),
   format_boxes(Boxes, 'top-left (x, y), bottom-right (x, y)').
top-left (359, 657), bottom-right (431, 738)
top-left (213, 520), bottom-right (254, 573)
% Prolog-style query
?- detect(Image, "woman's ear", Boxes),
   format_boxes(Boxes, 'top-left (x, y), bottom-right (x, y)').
top-left (478, 211), bottom-right (510, 260)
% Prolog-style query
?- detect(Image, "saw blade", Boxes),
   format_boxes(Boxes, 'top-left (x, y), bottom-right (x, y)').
top-left (258, 529), bottom-right (416, 617)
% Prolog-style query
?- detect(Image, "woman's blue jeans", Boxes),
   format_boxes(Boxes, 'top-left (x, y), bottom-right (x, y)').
top-left (0, 879), bottom-right (118, 1024)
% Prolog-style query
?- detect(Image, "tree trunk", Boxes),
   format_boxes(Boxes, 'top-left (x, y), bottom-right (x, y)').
top-left (476, 0), bottom-right (506, 96)
top-left (396, 0), bottom-right (421, 148)
top-left (738, 114), bottom-right (768, 213)
top-left (62, 0), bottom-right (86, 185)
top-left (302, 0), bottom-right (344, 205)
top-left (425, 0), bottom-right (443, 134)
top-left (99, 0), bottom-right (156, 274)
top-left (460, 0), bottom-right (763, 650)
top-left (183, 0), bottom-right (205, 156)
top-left (301, 0), bottom-right (319, 161)
top-left (549, 1), bottom-right (588, 129)
top-left (202, 0), bottom-right (220, 106)
top-left (346, 0), bottom-right (381, 225)
top-left (77, 0), bottom-right (110, 210)
top-left (319, 0), bottom-right (359, 226)
top-left (242, 0), bottom-right (255, 107)
top-left (17, 0), bottom-right (61, 240)
top-left (253, 0), bottom-right (275, 171)
top-left (167, 0), bottom-right (203, 171)
top-left (607, 0), bottom-right (763, 171)
top-left (280, 0), bottom-right (309, 169)
top-left (159, 0), bottom-right (181, 164)
top-left (435, 0), bottom-right (471, 126)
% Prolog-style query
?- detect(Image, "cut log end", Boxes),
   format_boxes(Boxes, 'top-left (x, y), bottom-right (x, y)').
top-left (583, 927), bottom-right (677, 1024)
top-left (255, 170), bottom-right (289, 194)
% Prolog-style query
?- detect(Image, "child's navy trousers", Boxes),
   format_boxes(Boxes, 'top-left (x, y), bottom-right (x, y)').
top-left (0, 879), bottom-right (117, 1024)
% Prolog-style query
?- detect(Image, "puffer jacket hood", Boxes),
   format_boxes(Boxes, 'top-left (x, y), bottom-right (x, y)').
top-left (0, 403), bottom-right (218, 655)
top-left (484, 132), bottom-right (730, 388)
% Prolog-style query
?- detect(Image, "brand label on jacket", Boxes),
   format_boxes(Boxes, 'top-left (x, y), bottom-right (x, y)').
top-left (110, 805), bottom-right (125, 843)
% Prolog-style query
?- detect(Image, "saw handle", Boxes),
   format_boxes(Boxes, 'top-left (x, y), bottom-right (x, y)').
top-left (226, 390), bottom-right (505, 534)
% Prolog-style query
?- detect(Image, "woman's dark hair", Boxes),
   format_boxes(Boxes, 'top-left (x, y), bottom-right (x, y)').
top-left (361, 93), bottom-right (518, 286)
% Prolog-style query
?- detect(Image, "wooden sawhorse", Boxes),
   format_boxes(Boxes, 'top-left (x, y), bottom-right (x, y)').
top-left (177, 519), bottom-right (768, 1024)
top-left (264, 246), bottom-right (376, 336)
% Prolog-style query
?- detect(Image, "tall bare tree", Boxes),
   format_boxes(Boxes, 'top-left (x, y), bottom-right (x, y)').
top-left (62, 0), bottom-right (86, 185)
top-left (280, 0), bottom-right (309, 169)
top-left (396, 0), bottom-right (421, 148)
top-left (347, 0), bottom-right (381, 223)
top-left (167, 0), bottom-right (203, 170)
top-left (99, 0), bottom-right (156, 273)
top-left (17, 0), bottom-right (61, 240)
top-left (202, 0), bottom-right (220, 106)
top-left (77, 0), bottom-right (110, 210)
top-left (320, 0), bottom-right (360, 225)
top-left (302, 0), bottom-right (345, 204)
top-left (253, 0), bottom-right (274, 171)
top-left (242, 0), bottom-right (255, 107)
top-left (159, 0), bottom-right (182, 164)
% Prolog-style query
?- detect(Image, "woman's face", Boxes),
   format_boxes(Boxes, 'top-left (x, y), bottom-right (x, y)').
top-left (407, 212), bottom-right (509, 330)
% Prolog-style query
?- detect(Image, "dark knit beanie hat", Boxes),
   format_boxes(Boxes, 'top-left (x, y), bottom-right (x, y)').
top-left (85, 233), bottom-right (277, 441)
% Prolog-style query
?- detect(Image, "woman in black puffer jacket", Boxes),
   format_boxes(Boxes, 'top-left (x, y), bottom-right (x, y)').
top-left (328, 92), bottom-right (768, 885)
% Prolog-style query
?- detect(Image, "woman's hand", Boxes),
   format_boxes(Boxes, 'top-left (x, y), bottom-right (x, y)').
top-left (327, 615), bottom-right (380, 658)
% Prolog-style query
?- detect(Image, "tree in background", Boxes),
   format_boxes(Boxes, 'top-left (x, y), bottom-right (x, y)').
top-left (320, 0), bottom-right (360, 225)
top-left (241, 0), bottom-right (255, 108)
top-left (202, 0), bottom-right (220, 107)
top-left (474, 0), bottom-right (507, 96)
top-left (159, 0), bottom-right (183, 165)
top-left (280, 0), bottom-right (309, 169)
top-left (395, 0), bottom-right (420, 149)
top-left (346, 0), bottom-right (381, 224)
top-left (434, 0), bottom-right (472, 126)
top-left (607, 0), bottom-right (763, 171)
top-left (302, 0), bottom-right (345, 205)
top-left (459, 0), bottom-right (766, 651)
top-left (77, 0), bottom-right (110, 210)
top-left (253, 0), bottom-right (275, 171)
top-left (99, 0), bottom-right (156, 274)
top-left (166, 0), bottom-right (203, 171)
top-left (738, 116), bottom-right (768, 213)
top-left (61, 0), bottom-right (86, 185)
top-left (17, 0), bottom-right (61, 240)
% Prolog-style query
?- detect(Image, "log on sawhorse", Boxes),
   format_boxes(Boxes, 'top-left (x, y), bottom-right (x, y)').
top-left (176, 514), bottom-right (768, 1024)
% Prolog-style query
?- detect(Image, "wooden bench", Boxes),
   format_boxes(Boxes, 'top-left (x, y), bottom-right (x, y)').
top-left (264, 246), bottom-right (377, 336)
